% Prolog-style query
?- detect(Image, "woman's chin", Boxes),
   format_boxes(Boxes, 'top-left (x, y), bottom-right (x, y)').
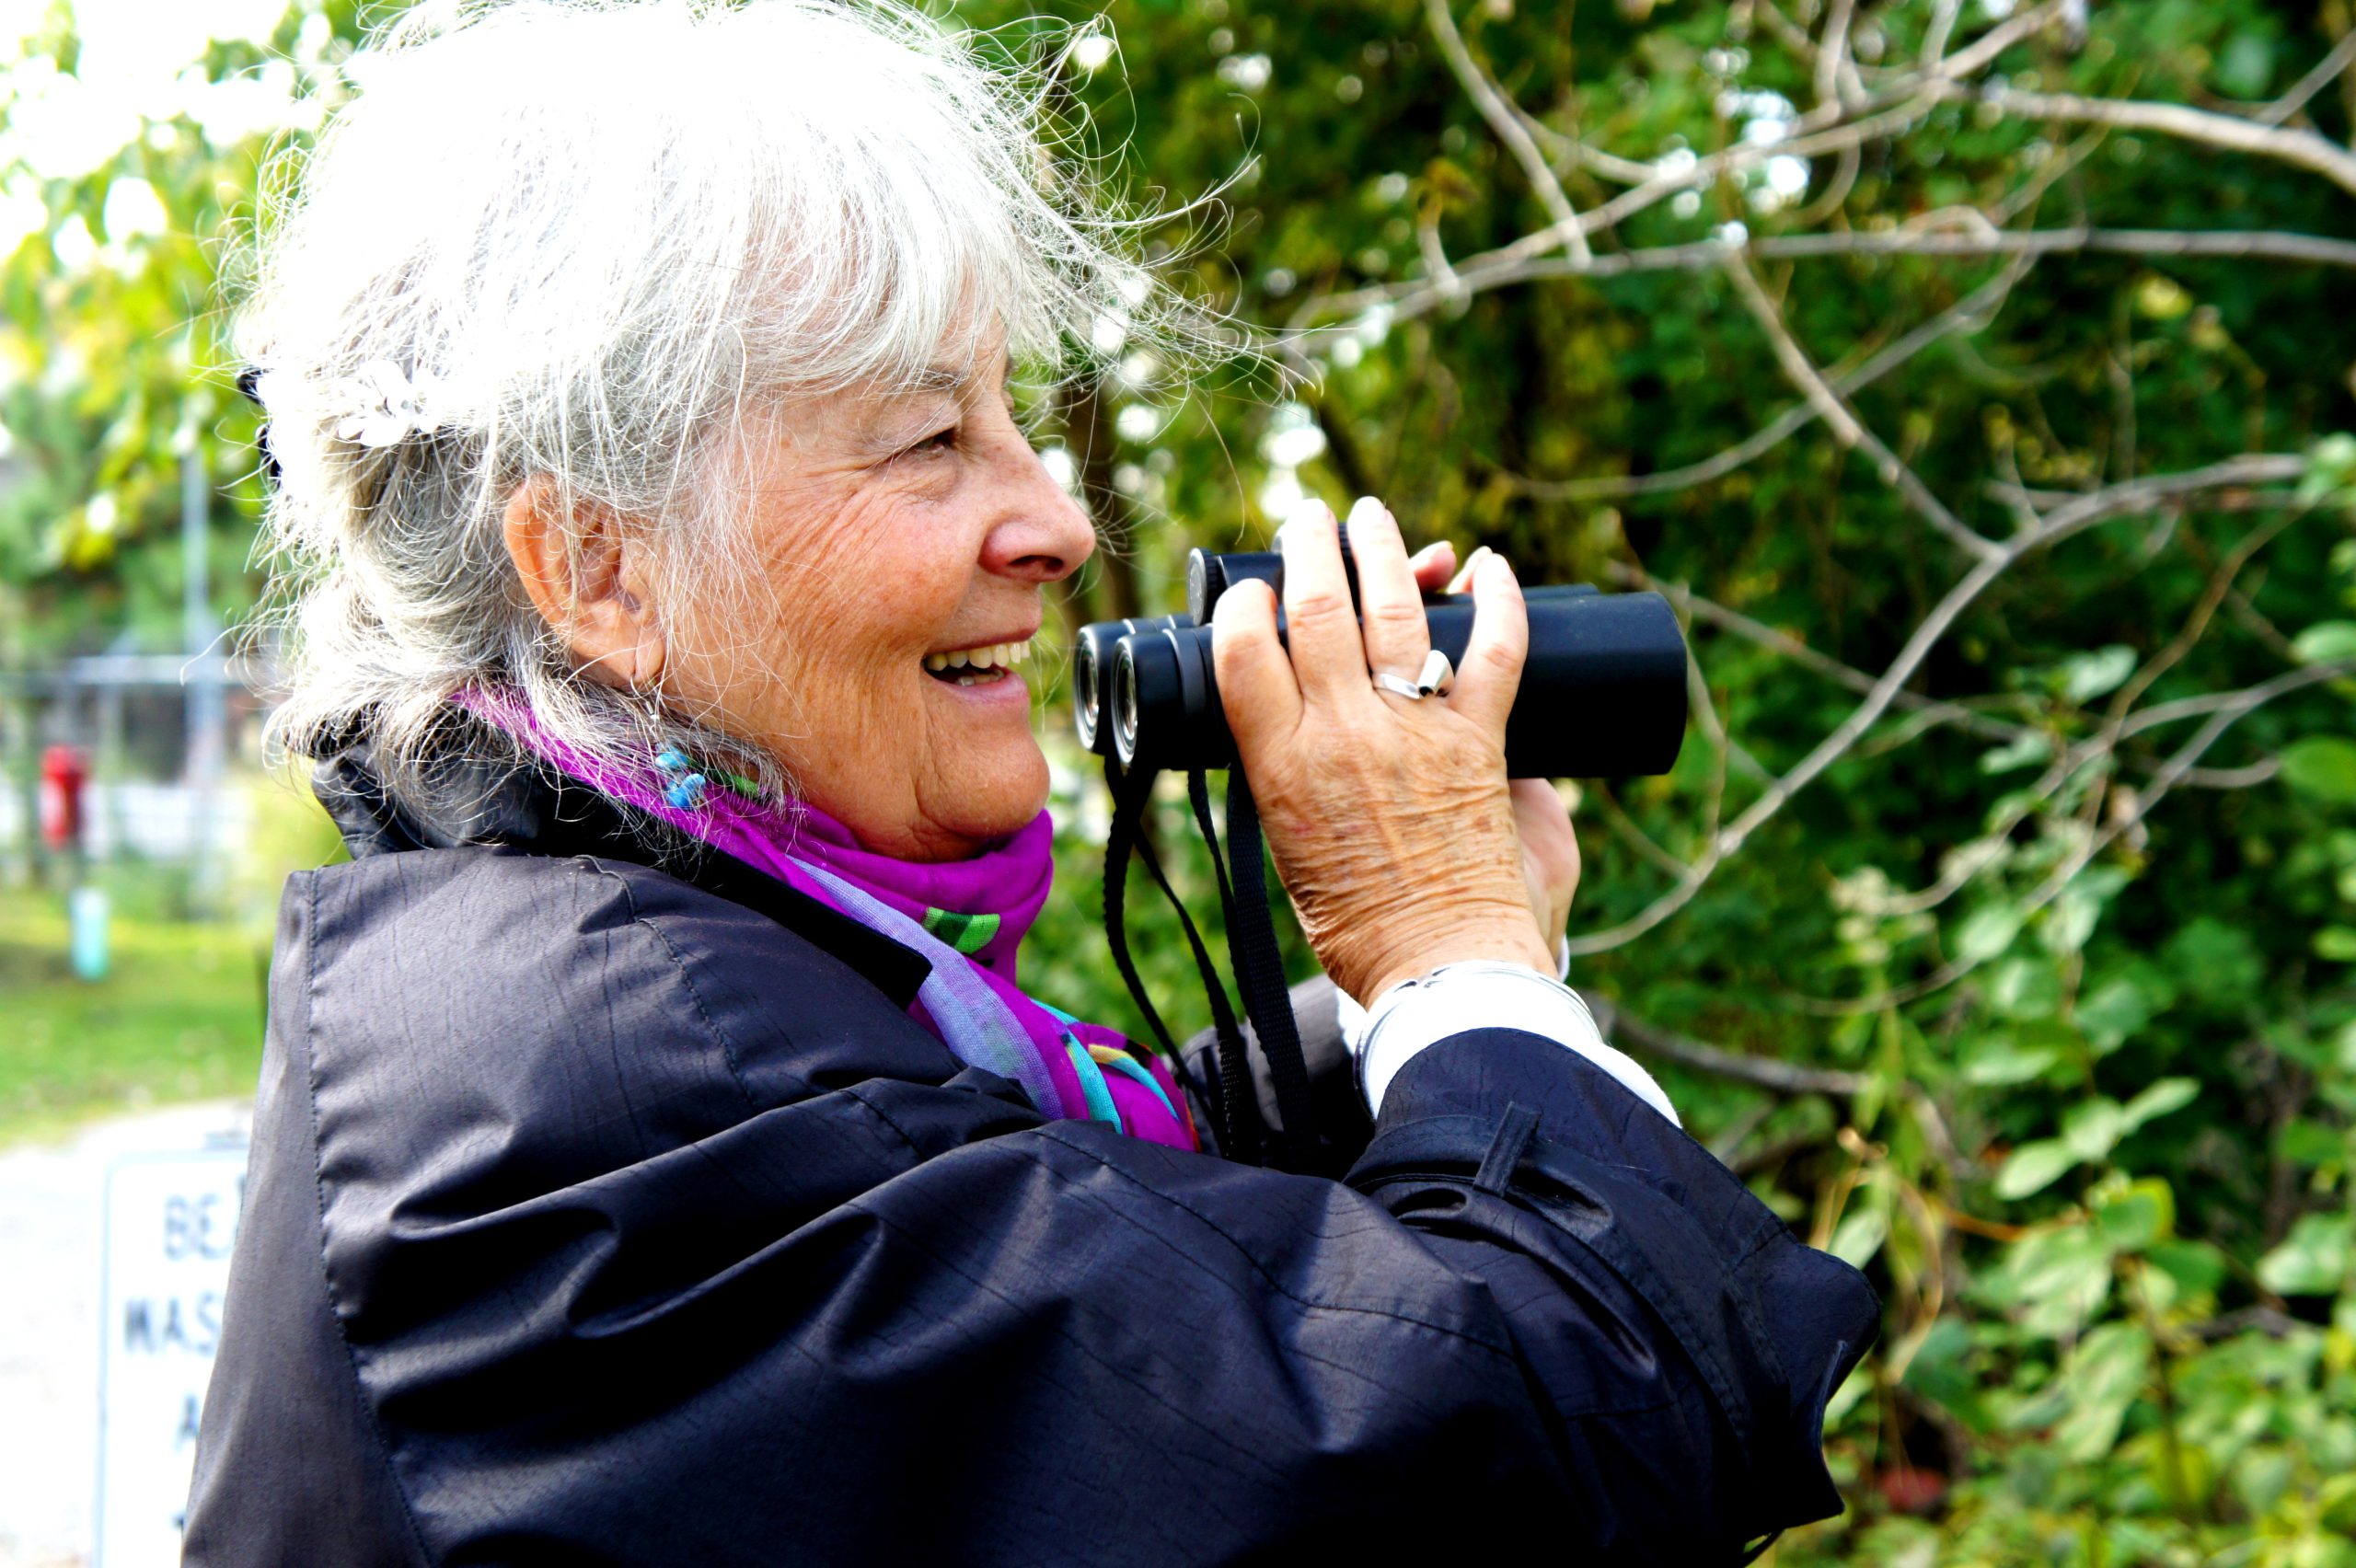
top-left (830, 740), bottom-right (1046, 861)
top-left (935, 746), bottom-right (1050, 849)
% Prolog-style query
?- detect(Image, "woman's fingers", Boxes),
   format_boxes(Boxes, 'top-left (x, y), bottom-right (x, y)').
top-left (1510, 777), bottom-right (1580, 944)
top-left (1344, 497), bottom-right (1432, 694)
top-left (1448, 550), bottom-right (1528, 737)
top-left (1276, 502), bottom-right (1369, 701)
top-left (1210, 576), bottom-right (1301, 753)
top-left (1409, 540), bottom-right (1456, 593)
top-left (1445, 545), bottom-right (1493, 596)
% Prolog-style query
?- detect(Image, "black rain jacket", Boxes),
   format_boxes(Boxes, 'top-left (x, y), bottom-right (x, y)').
top-left (182, 737), bottom-right (1877, 1565)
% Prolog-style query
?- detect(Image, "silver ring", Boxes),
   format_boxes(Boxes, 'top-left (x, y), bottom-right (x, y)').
top-left (1372, 671), bottom-right (1425, 700)
top-left (1416, 650), bottom-right (1456, 697)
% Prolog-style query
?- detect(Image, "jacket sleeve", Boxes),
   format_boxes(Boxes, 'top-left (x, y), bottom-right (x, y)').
top-left (187, 851), bottom-right (1876, 1568)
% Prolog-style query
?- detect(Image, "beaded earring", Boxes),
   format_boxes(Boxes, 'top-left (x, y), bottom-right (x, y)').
top-left (653, 747), bottom-right (709, 810)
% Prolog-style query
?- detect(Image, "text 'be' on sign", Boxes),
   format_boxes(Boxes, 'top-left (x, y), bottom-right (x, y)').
top-left (97, 1136), bottom-right (248, 1568)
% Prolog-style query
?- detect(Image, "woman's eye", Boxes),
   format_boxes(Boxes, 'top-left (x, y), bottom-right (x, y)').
top-left (906, 425), bottom-right (960, 458)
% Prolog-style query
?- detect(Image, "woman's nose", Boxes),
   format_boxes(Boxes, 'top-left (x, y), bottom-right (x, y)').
top-left (979, 432), bottom-right (1096, 584)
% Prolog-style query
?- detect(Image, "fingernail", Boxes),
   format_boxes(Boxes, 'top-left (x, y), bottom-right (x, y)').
top-left (1280, 499), bottom-right (1330, 542)
top-left (1345, 496), bottom-right (1389, 530)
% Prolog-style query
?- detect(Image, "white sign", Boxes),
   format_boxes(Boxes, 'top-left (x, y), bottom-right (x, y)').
top-left (96, 1141), bottom-right (248, 1568)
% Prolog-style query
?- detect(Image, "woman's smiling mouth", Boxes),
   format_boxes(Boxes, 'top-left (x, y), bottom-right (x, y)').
top-left (923, 636), bottom-right (1034, 686)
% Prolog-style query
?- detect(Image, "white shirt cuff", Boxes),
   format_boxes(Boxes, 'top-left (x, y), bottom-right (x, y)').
top-left (1336, 964), bottom-right (1680, 1127)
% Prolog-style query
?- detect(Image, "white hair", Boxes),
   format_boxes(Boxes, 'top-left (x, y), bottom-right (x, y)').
top-left (239, 0), bottom-right (1176, 807)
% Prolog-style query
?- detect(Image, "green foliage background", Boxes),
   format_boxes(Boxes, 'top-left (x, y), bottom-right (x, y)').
top-left (6, 1), bottom-right (2356, 1562)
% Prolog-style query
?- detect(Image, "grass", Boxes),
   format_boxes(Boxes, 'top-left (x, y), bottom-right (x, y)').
top-left (0, 874), bottom-right (270, 1147)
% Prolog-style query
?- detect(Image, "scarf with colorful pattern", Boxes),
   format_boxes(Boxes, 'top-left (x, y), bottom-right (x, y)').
top-left (463, 693), bottom-right (1197, 1152)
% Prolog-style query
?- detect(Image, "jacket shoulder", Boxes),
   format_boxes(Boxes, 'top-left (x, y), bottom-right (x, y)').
top-left (291, 847), bottom-right (954, 1202)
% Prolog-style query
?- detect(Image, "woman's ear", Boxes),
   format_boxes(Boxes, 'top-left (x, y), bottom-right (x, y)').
top-left (502, 475), bottom-right (667, 688)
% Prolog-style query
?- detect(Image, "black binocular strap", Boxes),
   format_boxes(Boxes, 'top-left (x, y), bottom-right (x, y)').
top-left (1103, 757), bottom-right (1263, 1163)
top-left (1200, 771), bottom-right (1318, 1166)
top-left (1100, 759), bottom-right (1178, 1058)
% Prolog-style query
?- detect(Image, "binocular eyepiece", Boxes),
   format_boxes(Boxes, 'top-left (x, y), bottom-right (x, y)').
top-left (1073, 539), bottom-right (1691, 780)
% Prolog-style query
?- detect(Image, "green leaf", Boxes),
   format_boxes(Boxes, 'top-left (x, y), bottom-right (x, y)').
top-left (2062, 645), bottom-right (2138, 705)
top-left (2119, 1077), bottom-right (2199, 1136)
top-left (2062, 1097), bottom-right (2128, 1163)
top-left (2095, 1180), bottom-right (2175, 1251)
top-left (2274, 1119), bottom-right (2345, 1170)
top-left (2164, 920), bottom-right (2264, 1006)
top-left (1959, 1032), bottom-right (2063, 1087)
top-left (2078, 973), bottom-right (2161, 1053)
top-left (1828, 1205), bottom-right (1888, 1271)
top-left (1990, 957), bottom-right (2064, 1020)
top-left (2316, 927), bottom-right (2356, 963)
top-left (2282, 738), bottom-right (2356, 805)
top-left (1956, 905), bottom-right (2025, 966)
top-left (2303, 433), bottom-right (2356, 502)
top-left (2258, 1213), bottom-right (2355, 1297)
top-left (2145, 1239), bottom-right (2229, 1301)
top-left (2052, 1322), bottom-right (2154, 1461)
top-left (1997, 1138), bottom-right (2078, 1200)
top-left (1995, 1228), bottom-right (2118, 1339)
top-left (2292, 621), bottom-right (2356, 664)
top-left (2040, 883), bottom-right (2104, 956)
top-left (1980, 732), bottom-right (2053, 773)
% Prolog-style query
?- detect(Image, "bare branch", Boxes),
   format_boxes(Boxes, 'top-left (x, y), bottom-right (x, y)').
top-left (2015, 455), bottom-right (2307, 536)
top-left (1568, 456), bottom-right (2310, 957)
top-left (1808, 658), bottom-right (2356, 1014)
top-left (1424, 0), bottom-right (1591, 265)
top-left (2259, 29), bottom-right (2356, 127)
top-left (1595, 786), bottom-right (1707, 884)
top-left (2077, 664), bottom-right (2353, 872)
top-left (1582, 992), bottom-right (1874, 1097)
top-left (1971, 83), bottom-right (2356, 198)
top-left (1489, 74), bottom-right (1656, 186)
top-left (2120, 657), bottom-right (2355, 740)
top-left (1511, 254), bottom-right (2031, 502)
top-left (1815, 0), bottom-right (1862, 111)
top-left (1296, 228), bottom-right (2356, 350)
top-left (1921, 0), bottom-right (1967, 71)
top-left (1724, 255), bottom-right (2004, 562)
top-left (1749, 0), bottom-right (1819, 63)
top-left (1746, 227), bottom-right (2356, 271)
top-left (1518, 116), bottom-right (1662, 186)
top-left (1620, 566), bottom-right (2017, 742)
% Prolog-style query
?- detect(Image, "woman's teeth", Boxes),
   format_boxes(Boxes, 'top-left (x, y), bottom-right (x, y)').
top-left (923, 637), bottom-right (1033, 685)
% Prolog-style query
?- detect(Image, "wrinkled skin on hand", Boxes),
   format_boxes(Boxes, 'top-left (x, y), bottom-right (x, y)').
top-left (1209, 499), bottom-right (1575, 1005)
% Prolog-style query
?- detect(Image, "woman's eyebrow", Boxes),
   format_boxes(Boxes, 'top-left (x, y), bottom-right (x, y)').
top-left (907, 350), bottom-right (1015, 398)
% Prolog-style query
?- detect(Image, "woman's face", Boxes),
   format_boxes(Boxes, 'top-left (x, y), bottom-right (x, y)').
top-left (658, 346), bottom-right (1094, 861)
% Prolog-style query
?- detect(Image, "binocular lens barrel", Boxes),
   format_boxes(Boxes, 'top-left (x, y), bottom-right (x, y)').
top-left (1109, 590), bottom-right (1688, 778)
top-left (1073, 615), bottom-right (1189, 753)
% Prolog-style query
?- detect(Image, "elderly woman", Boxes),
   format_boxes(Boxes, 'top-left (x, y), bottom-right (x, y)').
top-left (186, 2), bottom-right (1873, 1562)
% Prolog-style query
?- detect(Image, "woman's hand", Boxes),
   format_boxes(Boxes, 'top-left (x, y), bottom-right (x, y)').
top-left (1413, 542), bottom-right (1580, 967)
top-left (1209, 498), bottom-right (1564, 1004)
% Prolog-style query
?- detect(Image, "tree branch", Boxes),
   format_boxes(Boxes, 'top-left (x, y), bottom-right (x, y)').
top-left (1297, 228), bottom-right (2356, 349)
top-left (2259, 29), bottom-right (2356, 126)
top-left (1582, 992), bottom-right (1873, 1096)
top-left (1724, 255), bottom-right (2004, 562)
top-left (1970, 83), bottom-right (2356, 198)
top-left (1568, 456), bottom-right (2310, 957)
top-left (1424, 0), bottom-right (1591, 265)
top-left (1509, 254), bottom-right (2032, 502)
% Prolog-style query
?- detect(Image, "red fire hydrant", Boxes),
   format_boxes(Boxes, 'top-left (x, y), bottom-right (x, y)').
top-left (39, 743), bottom-right (87, 852)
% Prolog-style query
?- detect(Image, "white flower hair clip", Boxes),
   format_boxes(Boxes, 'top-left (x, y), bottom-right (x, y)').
top-left (330, 360), bottom-right (449, 448)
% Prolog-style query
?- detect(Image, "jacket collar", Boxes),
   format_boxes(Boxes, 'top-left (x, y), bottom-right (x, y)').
top-left (313, 720), bottom-right (933, 1009)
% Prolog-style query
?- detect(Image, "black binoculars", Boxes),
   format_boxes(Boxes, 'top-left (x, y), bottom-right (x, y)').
top-left (1072, 537), bottom-right (1692, 779)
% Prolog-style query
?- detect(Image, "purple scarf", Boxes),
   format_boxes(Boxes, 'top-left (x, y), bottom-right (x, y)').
top-left (462, 693), bottom-right (1196, 1151)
